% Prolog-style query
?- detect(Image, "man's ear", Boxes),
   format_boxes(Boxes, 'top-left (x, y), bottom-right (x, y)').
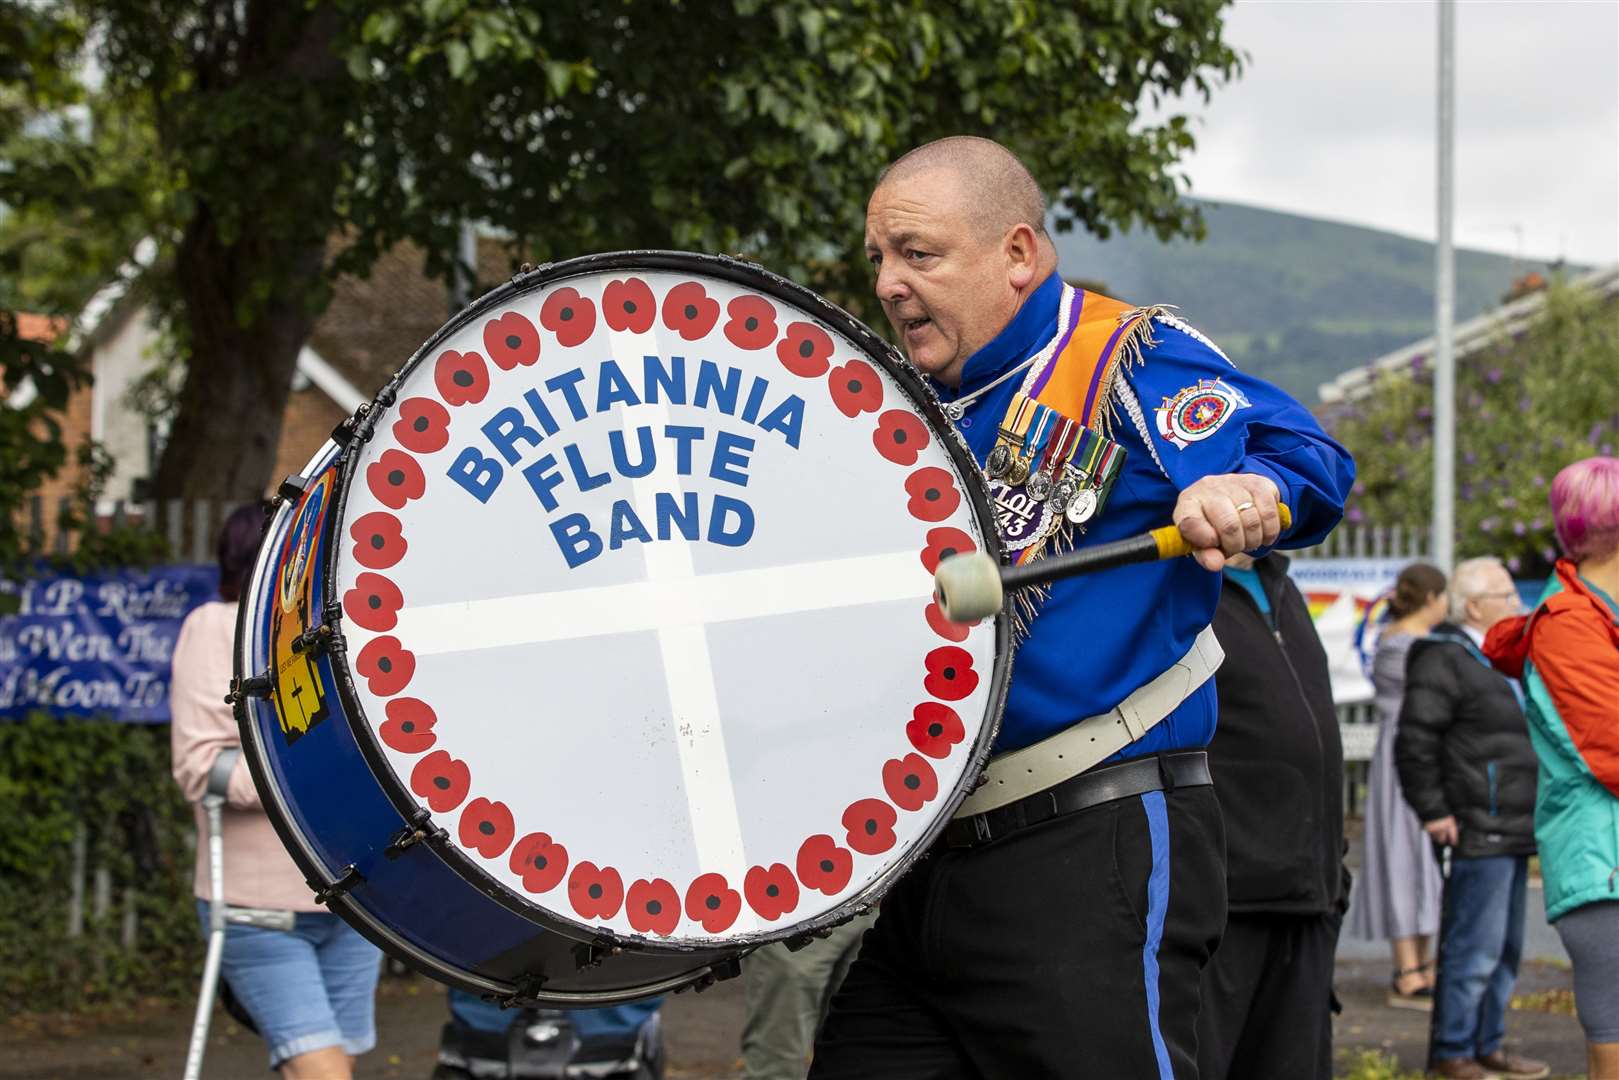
top-left (1004, 223), bottom-right (1041, 290)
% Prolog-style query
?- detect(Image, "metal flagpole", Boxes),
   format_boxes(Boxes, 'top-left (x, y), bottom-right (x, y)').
top-left (1433, 0), bottom-right (1457, 571)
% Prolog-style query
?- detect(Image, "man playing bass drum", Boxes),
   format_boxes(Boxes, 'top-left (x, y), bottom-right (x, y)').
top-left (809, 137), bottom-right (1354, 1079)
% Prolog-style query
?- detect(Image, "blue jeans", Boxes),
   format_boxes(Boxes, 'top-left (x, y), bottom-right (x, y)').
top-left (448, 987), bottom-right (661, 1041)
top-left (1432, 855), bottom-right (1528, 1062)
top-left (197, 901), bottom-right (382, 1069)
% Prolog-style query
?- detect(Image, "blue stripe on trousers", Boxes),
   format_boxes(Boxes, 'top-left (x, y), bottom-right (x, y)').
top-left (1140, 790), bottom-right (1173, 1080)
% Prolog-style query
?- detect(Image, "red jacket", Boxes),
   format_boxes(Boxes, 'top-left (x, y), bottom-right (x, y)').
top-left (1485, 560), bottom-right (1619, 797)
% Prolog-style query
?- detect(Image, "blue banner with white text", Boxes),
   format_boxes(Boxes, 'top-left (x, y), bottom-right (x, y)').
top-left (0, 565), bottom-right (219, 723)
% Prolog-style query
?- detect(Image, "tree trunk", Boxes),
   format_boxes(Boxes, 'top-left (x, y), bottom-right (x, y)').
top-left (151, 212), bottom-right (327, 502)
top-left (149, 2), bottom-right (347, 502)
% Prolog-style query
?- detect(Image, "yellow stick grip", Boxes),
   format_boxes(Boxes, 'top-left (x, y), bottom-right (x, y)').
top-left (1152, 504), bottom-right (1293, 560)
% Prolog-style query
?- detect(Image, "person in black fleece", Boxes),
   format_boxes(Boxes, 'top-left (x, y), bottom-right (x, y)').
top-left (1395, 556), bottom-right (1546, 1080)
top-left (1197, 552), bottom-right (1346, 1080)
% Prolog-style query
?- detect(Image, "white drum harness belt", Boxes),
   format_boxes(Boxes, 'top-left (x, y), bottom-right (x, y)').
top-left (955, 624), bottom-right (1224, 817)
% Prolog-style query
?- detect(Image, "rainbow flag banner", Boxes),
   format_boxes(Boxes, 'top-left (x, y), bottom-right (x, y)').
top-left (1285, 557), bottom-right (1413, 707)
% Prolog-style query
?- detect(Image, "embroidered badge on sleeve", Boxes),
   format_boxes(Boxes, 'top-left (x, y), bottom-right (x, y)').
top-left (1154, 378), bottom-right (1250, 450)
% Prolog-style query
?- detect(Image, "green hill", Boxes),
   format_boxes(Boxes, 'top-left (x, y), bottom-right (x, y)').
top-left (1049, 199), bottom-right (1572, 401)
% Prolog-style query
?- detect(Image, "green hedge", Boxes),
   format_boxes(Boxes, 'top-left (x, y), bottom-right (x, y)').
top-left (0, 713), bottom-right (201, 1012)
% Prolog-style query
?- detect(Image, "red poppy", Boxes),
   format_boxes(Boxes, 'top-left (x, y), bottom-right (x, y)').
top-left (925, 600), bottom-right (974, 643)
top-left (410, 750), bottom-right (470, 813)
top-left (343, 572), bottom-right (402, 633)
top-left (904, 467), bottom-right (961, 522)
top-left (723, 295), bottom-right (777, 350)
top-left (350, 512), bottom-right (407, 570)
top-left (661, 282), bottom-right (720, 341)
top-left (380, 697), bottom-right (437, 754)
top-left (366, 449), bottom-right (425, 511)
top-left (626, 878), bottom-right (681, 936)
top-left (603, 278), bottom-right (656, 333)
top-left (569, 862), bottom-right (624, 920)
top-left (483, 312), bottom-right (541, 371)
top-left (434, 349), bottom-right (489, 406)
top-left (509, 832), bottom-right (568, 894)
top-left (777, 322), bottom-right (832, 377)
top-left (918, 526), bottom-right (976, 574)
top-left (873, 409), bottom-right (931, 465)
top-left (796, 834), bottom-right (854, 895)
top-left (356, 635), bottom-right (415, 697)
top-left (842, 798), bottom-right (898, 856)
top-left (458, 797), bottom-right (515, 859)
top-left (882, 753), bottom-right (939, 812)
top-left (907, 702), bottom-right (966, 759)
top-left (540, 286), bottom-right (597, 348)
top-left (743, 863), bottom-right (799, 921)
top-left (828, 359), bottom-right (883, 419)
top-left (924, 646), bottom-right (978, 701)
top-left (684, 872), bottom-right (742, 934)
top-left (393, 397), bottom-right (451, 454)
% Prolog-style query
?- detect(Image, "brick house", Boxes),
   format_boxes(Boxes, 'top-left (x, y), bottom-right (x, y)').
top-left (54, 237), bottom-right (518, 530)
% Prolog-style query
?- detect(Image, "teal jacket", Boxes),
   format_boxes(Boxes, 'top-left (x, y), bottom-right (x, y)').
top-left (1486, 561), bottom-right (1619, 922)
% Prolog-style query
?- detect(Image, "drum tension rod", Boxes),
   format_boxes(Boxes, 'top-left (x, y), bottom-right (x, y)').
top-left (310, 864), bottom-right (364, 905)
top-left (686, 957), bottom-right (743, 994)
top-left (571, 937), bottom-right (623, 971)
top-left (329, 402), bottom-right (375, 447)
top-left (497, 973), bottom-right (548, 1009)
top-left (224, 671), bottom-right (272, 705)
top-left (384, 808), bottom-right (447, 860)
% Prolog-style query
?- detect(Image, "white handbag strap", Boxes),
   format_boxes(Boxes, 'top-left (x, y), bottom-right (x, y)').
top-left (955, 625), bottom-right (1224, 817)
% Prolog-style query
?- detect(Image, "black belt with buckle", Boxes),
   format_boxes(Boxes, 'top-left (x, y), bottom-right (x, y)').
top-left (941, 750), bottom-right (1212, 850)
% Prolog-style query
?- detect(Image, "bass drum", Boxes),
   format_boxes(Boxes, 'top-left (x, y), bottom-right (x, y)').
top-left (233, 251), bottom-right (1009, 1004)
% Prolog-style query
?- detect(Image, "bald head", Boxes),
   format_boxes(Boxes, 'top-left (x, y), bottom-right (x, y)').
top-left (876, 137), bottom-right (1050, 245)
top-left (864, 138), bottom-right (1058, 386)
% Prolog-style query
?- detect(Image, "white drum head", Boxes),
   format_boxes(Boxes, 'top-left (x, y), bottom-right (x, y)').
top-left (333, 256), bottom-right (1003, 944)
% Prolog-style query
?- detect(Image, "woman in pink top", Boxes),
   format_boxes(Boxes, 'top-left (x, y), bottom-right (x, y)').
top-left (171, 505), bottom-right (380, 1079)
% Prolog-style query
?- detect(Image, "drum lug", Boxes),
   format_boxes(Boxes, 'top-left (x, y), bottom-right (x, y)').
top-left (224, 671), bottom-right (272, 705)
top-left (384, 808), bottom-right (447, 860)
top-left (310, 864), bottom-right (365, 905)
top-left (291, 623), bottom-right (343, 657)
top-left (275, 474), bottom-right (308, 505)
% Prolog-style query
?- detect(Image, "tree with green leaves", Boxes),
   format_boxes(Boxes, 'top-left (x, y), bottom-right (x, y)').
top-left (1328, 278), bottom-right (1619, 578)
top-left (5, 0), bottom-right (1241, 503)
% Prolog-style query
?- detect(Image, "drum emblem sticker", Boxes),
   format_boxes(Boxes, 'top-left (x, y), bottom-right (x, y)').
top-left (1154, 378), bottom-right (1249, 450)
top-left (271, 472), bottom-right (333, 744)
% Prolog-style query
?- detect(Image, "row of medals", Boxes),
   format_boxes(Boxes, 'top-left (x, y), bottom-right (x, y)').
top-left (985, 441), bottom-right (1099, 526)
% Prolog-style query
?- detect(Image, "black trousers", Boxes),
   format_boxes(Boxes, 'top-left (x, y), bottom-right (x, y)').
top-left (1195, 912), bottom-right (1341, 1080)
top-left (808, 784), bottom-right (1227, 1080)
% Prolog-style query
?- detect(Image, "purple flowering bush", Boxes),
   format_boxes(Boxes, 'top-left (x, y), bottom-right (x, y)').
top-left (1325, 281), bottom-right (1619, 575)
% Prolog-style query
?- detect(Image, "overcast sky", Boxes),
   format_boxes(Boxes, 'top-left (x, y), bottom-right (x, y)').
top-left (1160, 0), bottom-right (1618, 267)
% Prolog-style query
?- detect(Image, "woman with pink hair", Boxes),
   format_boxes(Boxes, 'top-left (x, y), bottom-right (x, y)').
top-left (1486, 457), bottom-right (1619, 1080)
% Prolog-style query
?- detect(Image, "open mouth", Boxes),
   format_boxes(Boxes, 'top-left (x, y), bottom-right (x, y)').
top-left (903, 316), bottom-right (932, 335)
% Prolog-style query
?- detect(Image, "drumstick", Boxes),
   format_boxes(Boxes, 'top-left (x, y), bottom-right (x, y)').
top-left (933, 505), bottom-right (1294, 623)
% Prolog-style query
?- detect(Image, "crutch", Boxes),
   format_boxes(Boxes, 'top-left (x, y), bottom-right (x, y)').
top-left (932, 506), bottom-right (1294, 622)
top-left (182, 747), bottom-right (240, 1080)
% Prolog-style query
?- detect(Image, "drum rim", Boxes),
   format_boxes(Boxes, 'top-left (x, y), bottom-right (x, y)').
top-left (319, 250), bottom-right (1013, 952)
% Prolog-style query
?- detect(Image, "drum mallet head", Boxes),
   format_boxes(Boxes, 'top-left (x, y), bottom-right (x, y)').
top-left (934, 553), bottom-right (1004, 623)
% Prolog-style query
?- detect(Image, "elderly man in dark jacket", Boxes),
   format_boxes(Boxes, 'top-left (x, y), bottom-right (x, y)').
top-left (1396, 556), bottom-right (1547, 1080)
top-left (1197, 552), bottom-right (1346, 1080)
